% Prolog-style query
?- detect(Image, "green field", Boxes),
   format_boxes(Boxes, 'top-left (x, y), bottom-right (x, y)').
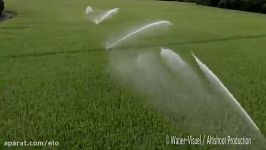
top-left (1, 0), bottom-right (266, 149)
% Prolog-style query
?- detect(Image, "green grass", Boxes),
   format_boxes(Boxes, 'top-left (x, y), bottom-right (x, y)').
top-left (1, 0), bottom-right (266, 149)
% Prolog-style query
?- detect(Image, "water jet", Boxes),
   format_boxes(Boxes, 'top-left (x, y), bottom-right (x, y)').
top-left (106, 20), bottom-right (172, 49)
top-left (192, 52), bottom-right (260, 132)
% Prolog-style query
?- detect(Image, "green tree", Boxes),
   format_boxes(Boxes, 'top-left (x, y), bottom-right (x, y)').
top-left (0, 0), bottom-right (4, 16)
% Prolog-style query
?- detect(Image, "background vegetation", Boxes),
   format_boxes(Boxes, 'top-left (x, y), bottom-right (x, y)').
top-left (0, 0), bottom-right (4, 16)
top-left (165, 0), bottom-right (266, 14)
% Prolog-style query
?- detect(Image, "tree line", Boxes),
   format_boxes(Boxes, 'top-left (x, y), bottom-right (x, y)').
top-left (163, 0), bottom-right (266, 14)
top-left (0, 0), bottom-right (4, 16)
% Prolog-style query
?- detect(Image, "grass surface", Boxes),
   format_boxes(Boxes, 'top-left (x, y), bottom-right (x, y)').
top-left (1, 0), bottom-right (266, 149)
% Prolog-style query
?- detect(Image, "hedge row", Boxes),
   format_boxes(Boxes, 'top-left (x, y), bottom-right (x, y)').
top-left (164, 0), bottom-right (266, 14)
top-left (0, 0), bottom-right (4, 16)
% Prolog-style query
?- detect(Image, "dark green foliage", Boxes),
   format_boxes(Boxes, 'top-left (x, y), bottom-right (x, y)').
top-left (261, 3), bottom-right (266, 12)
top-left (172, 0), bottom-right (266, 14)
top-left (0, 0), bottom-right (4, 16)
top-left (195, 0), bottom-right (220, 6)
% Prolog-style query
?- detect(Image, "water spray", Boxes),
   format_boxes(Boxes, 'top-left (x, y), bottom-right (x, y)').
top-left (85, 6), bottom-right (93, 14)
top-left (192, 52), bottom-right (260, 132)
top-left (94, 8), bottom-right (119, 24)
top-left (85, 6), bottom-right (119, 24)
top-left (160, 48), bottom-right (187, 73)
top-left (106, 20), bottom-right (172, 49)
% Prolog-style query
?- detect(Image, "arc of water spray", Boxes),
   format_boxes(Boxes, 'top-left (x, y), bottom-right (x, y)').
top-left (106, 20), bottom-right (172, 49)
top-left (160, 48), bottom-right (187, 73)
top-left (85, 6), bottom-right (93, 14)
top-left (95, 8), bottom-right (119, 24)
top-left (192, 53), bottom-right (260, 131)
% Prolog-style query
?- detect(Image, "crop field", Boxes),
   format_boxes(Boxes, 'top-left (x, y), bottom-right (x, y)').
top-left (1, 0), bottom-right (266, 149)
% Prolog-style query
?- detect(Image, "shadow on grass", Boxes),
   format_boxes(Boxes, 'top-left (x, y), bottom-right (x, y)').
top-left (0, 10), bottom-right (17, 23)
top-left (115, 34), bottom-right (266, 50)
top-left (2, 48), bottom-right (103, 59)
top-left (2, 33), bottom-right (266, 59)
